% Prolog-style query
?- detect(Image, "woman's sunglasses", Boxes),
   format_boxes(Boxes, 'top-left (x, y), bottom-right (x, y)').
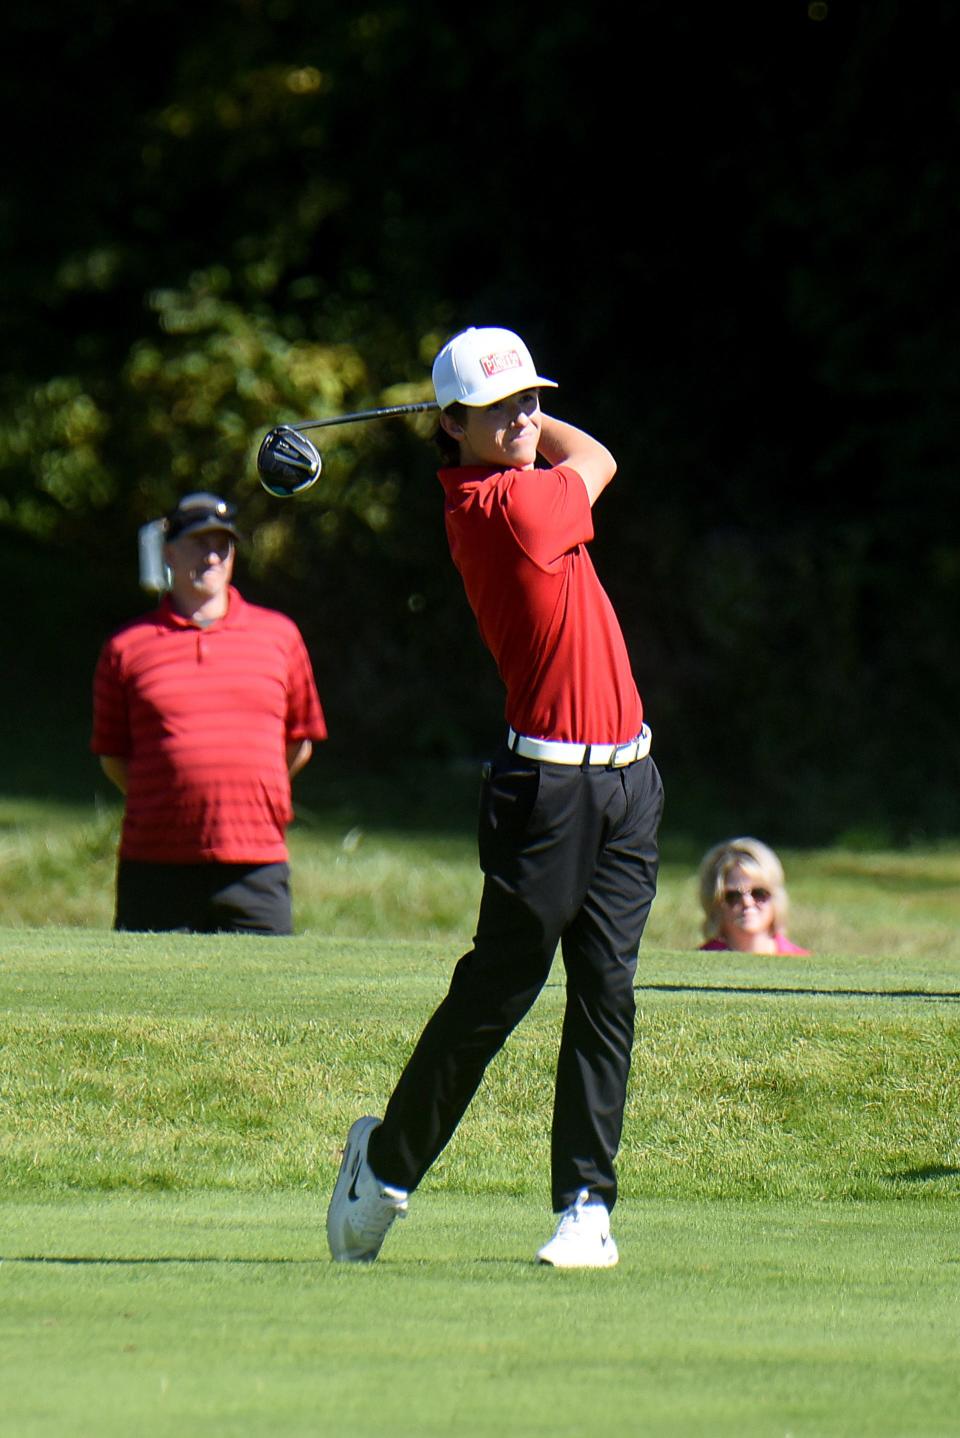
top-left (723, 886), bottom-right (772, 907)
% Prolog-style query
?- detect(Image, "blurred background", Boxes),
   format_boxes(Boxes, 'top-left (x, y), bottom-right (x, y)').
top-left (2, 0), bottom-right (958, 848)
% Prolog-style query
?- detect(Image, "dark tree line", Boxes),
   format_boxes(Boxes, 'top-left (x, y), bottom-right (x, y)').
top-left (2, 0), bottom-right (958, 841)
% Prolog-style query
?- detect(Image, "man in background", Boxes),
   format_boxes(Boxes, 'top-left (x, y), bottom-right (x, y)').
top-left (92, 491), bottom-right (326, 934)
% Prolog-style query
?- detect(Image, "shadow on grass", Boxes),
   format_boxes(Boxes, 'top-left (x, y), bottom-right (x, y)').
top-left (3, 1254), bottom-right (529, 1270)
top-left (3, 1254), bottom-right (319, 1265)
top-left (883, 1166), bottom-right (960, 1184)
top-left (633, 982), bottom-right (960, 1003)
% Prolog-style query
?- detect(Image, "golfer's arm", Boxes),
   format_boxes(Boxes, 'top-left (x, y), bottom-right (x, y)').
top-left (99, 756), bottom-right (129, 794)
top-left (286, 739), bottom-right (313, 778)
top-left (536, 414), bottom-right (616, 506)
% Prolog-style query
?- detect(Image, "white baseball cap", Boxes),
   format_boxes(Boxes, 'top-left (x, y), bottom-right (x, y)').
top-left (432, 327), bottom-right (558, 409)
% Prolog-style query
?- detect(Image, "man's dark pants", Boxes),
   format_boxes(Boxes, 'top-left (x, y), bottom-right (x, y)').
top-left (369, 743), bottom-right (663, 1213)
top-left (115, 860), bottom-right (293, 934)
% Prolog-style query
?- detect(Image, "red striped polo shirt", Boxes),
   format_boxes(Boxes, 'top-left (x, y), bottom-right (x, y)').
top-left (91, 587), bottom-right (327, 863)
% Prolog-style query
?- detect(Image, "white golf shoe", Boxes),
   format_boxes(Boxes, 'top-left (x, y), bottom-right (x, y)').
top-left (326, 1115), bottom-right (408, 1263)
top-left (536, 1189), bottom-right (619, 1268)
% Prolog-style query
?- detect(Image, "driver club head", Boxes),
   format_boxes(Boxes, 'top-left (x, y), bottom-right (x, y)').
top-left (257, 426), bottom-right (322, 497)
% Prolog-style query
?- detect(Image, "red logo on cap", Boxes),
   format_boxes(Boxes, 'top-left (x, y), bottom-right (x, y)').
top-left (480, 349), bottom-right (522, 378)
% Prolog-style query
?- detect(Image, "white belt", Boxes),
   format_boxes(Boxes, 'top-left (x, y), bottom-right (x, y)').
top-left (507, 724), bottom-right (652, 767)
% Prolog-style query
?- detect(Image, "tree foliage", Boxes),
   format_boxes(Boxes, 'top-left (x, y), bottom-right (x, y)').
top-left (2, 0), bottom-right (959, 839)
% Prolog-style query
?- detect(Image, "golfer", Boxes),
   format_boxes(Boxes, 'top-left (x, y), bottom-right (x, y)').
top-left (328, 327), bottom-right (663, 1267)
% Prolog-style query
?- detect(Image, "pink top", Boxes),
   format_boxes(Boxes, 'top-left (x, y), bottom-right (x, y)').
top-left (700, 934), bottom-right (810, 955)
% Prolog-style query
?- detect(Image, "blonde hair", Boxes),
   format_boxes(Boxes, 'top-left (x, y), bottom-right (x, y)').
top-left (698, 836), bottom-right (788, 943)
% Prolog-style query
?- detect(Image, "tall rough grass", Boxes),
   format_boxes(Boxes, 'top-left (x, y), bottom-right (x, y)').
top-left (4, 795), bottom-right (960, 961)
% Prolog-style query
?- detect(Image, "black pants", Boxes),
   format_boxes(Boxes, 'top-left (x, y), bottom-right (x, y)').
top-left (369, 744), bottom-right (663, 1213)
top-left (114, 860), bottom-right (293, 934)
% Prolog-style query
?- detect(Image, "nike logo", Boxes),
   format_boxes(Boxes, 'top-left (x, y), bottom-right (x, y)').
top-left (346, 1147), bottom-right (363, 1203)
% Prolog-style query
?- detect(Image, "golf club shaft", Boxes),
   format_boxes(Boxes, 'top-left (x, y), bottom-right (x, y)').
top-left (294, 401), bottom-right (439, 432)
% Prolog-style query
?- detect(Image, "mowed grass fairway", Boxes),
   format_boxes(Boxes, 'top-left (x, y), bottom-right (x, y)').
top-left (1, 926), bottom-right (959, 1437)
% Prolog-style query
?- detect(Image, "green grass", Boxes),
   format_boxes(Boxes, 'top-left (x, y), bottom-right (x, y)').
top-left (5, 791), bottom-right (960, 960)
top-left (2, 936), bottom-right (959, 1202)
top-left (1, 1194), bottom-right (957, 1438)
top-left (1, 929), bottom-right (959, 1435)
top-left (2, 795), bottom-right (960, 1433)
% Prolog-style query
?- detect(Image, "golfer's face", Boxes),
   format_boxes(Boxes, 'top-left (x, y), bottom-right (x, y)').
top-left (167, 530), bottom-right (235, 602)
top-left (458, 390), bottom-right (542, 469)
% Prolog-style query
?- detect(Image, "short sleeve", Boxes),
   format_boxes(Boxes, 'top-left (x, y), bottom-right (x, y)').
top-left (500, 466), bottom-right (594, 569)
top-left (284, 628), bottom-right (328, 741)
top-left (91, 641), bottom-right (131, 757)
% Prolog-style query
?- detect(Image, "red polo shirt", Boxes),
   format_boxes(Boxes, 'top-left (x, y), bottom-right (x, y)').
top-left (438, 463), bottom-right (644, 744)
top-left (92, 588), bottom-right (326, 863)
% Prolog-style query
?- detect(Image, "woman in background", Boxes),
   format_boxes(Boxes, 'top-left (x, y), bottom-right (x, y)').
top-left (698, 836), bottom-right (810, 954)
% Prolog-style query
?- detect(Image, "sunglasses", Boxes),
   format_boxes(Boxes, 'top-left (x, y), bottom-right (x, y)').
top-left (723, 886), bottom-right (771, 907)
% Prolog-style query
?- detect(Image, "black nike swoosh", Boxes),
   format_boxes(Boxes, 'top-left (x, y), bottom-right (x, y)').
top-left (346, 1148), bottom-right (363, 1202)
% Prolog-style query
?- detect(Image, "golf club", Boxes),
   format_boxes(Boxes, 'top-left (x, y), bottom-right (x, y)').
top-left (257, 400), bottom-right (439, 498)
